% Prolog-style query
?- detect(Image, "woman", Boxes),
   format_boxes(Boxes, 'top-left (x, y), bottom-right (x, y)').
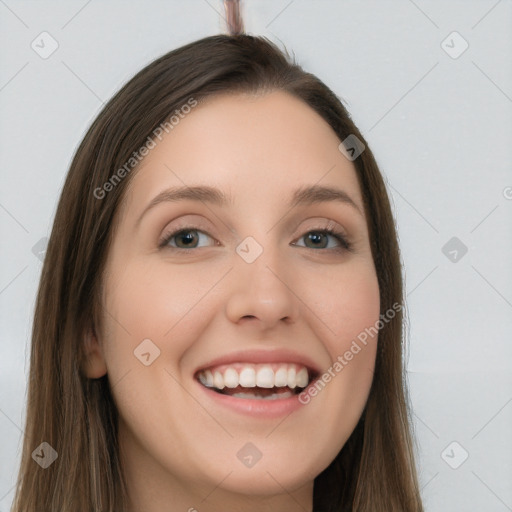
top-left (11, 34), bottom-right (423, 511)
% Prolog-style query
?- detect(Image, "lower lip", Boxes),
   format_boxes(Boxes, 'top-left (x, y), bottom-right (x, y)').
top-left (197, 382), bottom-right (307, 418)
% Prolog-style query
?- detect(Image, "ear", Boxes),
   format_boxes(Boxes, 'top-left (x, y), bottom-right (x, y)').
top-left (82, 327), bottom-right (108, 379)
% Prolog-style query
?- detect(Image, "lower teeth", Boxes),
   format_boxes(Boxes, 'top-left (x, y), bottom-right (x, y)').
top-left (230, 391), bottom-right (293, 400)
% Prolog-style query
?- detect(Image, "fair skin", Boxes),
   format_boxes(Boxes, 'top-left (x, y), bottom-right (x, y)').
top-left (84, 90), bottom-right (380, 512)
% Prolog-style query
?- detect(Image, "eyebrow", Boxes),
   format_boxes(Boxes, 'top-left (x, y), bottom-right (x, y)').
top-left (136, 183), bottom-right (362, 225)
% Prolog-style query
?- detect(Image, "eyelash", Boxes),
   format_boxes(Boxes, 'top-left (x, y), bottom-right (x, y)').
top-left (158, 224), bottom-right (353, 253)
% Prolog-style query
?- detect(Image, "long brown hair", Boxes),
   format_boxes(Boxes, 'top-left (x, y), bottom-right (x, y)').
top-left (11, 34), bottom-right (423, 511)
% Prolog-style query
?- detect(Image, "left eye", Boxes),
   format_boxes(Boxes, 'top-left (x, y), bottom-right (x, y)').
top-left (293, 229), bottom-right (350, 250)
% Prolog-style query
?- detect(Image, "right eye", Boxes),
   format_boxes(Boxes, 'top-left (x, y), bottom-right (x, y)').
top-left (159, 228), bottom-right (217, 251)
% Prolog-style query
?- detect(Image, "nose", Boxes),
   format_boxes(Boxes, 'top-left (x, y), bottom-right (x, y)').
top-left (224, 250), bottom-right (300, 330)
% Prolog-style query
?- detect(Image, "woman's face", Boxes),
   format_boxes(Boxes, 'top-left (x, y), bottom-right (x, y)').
top-left (86, 90), bottom-right (380, 510)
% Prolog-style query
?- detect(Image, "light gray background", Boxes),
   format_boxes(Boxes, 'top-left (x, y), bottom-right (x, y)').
top-left (1, 1), bottom-right (511, 510)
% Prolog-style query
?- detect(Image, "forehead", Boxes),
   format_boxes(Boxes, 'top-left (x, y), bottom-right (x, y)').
top-left (122, 90), bottom-right (363, 216)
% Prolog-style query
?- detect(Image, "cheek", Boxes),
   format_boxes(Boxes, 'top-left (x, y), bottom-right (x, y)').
top-left (102, 254), bottom-right (380, 379)
top-left (101, 258), bottom-right (225, 366)
top-left (312, 260), bottom-right (380, 413)
top-left (301, 259), bottom-right (381, 347)
top-left (291, 261), bottom-right (380, 457)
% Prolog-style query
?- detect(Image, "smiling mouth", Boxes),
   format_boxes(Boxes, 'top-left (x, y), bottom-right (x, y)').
top-left (195, 362), bottom-right (316, 400)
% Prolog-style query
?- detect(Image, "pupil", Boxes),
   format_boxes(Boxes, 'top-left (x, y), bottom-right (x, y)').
top-left (177, 230), bottom-right (198, 248)
top-left (307, 232), bottom-right (326, 248)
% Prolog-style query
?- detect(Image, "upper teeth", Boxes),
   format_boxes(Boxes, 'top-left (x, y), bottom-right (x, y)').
top-left (198, 363), bottom-right (309, 390)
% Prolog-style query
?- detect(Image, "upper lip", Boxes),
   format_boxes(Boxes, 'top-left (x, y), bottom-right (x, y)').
top-left (194, 348), bottom-right (322, 376)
